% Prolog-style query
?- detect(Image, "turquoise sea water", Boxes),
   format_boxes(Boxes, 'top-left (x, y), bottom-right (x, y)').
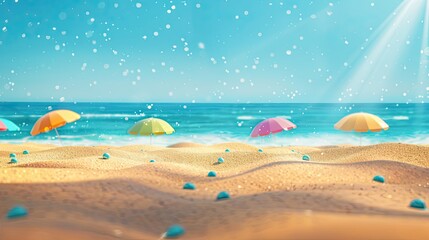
top-left (0, 102), bottom-right (427, 146)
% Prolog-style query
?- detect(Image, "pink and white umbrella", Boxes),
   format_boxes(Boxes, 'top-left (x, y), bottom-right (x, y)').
top-left (250, 117), bottom-right (297, 138)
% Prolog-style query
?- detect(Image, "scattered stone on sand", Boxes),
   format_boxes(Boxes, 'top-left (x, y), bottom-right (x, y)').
top-left (302, 155), bottom-right (310, 161)
top-left (113, 229), bottom-right (122, 237)
top-left (409, 199), bottom-right (426, 210)
top-left (23, 150), bottom-right (29, 155)
top-left (150, 159), bottom-right (156, 163)
top-left (258, 149), bottom-right (263, 153)
top-left (164, 224), bottom-right (185, 238)
top-left (183, 182), bottom-right (196, 190)
top-left (216, 191), bottom-right (231, 201)
top-left (225, 149), bottom-right (230, 153)
top-left (373, 175), bottom-right (385, 183)
top-left (9, 158), bottom-right (18, 164)
top-left (207, 171), bottom-right (217, 177)
top-left (218, 157), bottom-right (224, 163)
top-left (7, 206), bottom-right (28, 219)
top-left (102, 153), bottom-right (110, 159)
top-left (2, 143), bottom-right (429, 239)
top-left (9, 153), bottom-right (16, 158)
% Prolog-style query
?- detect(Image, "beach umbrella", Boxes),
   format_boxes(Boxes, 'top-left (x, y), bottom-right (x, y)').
top-left (30, 109), bottom-right (81, 144)
top-left (334, 112), bottom-right (389, 144)
top-left (128, 117), bottom-right (175, 144)
top-left (250, 117), bottom-right (297, 138)
top-left (0, 118), bottom-right (20, 131)
top-left (334, 112), bottom-right (389, 132)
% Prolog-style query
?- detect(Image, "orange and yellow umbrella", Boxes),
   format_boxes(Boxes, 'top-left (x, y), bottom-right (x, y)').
top-left (31, 109), bottom-right (81, 143)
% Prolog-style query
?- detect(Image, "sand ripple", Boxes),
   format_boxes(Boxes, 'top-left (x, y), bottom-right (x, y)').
top-left (1, 142), bottom-right (429, 239)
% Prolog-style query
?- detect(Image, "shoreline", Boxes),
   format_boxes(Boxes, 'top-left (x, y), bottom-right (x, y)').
top-left (2, 140), bottom-right (429, 147)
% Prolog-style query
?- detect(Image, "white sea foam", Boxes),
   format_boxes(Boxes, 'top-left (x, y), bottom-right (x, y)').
top-left (0, 115), bottom-right (41, 118)
top-left (236, 116), bottom-right (256, 120)
top-left (236, 116), bottom-right (292, 121)
top-left (0, 114), bottom-right (146, 119)
top-left (82, 114), bottom-right (145, 118)
top-left (13, 133), bottom-right (429, 147)
top-left (275, 115), bottom-right (292, 119)
top-left (391, 116), bottom-right (409, 121)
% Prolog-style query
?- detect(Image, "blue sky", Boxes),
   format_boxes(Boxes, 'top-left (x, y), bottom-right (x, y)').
top-left (1, 0), bottom-right (428, 103)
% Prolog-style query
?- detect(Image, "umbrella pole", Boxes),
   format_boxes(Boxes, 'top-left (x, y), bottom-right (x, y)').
top-left (54, 128), bottom-right (62, 145)
top-left (272, 134), bottom-right (276, 146)
top-left (150, 135), bottom-right (152, 145)
top-left (360, 132), bottom-right (362, 146)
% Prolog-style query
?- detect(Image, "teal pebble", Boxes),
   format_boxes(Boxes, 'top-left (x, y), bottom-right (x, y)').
top-left (165, 224), bottom-right (185, 238)
top-left (7, 206), bottom-right (28, 219)
top-left (102, 153), bottom-right (110, 159)
top-left (216, 191), bottom-right (230, 201)
top-left (23, 150), bottom-right (29, 155)
top-left (9, 153), bottom-right (16, 158)
top-left (150, 159), bottom-right (156, 163)
top-left (183, 182), bottom-right (196, 190)
top-left (373, 175), bottom-right (385, 183)
top-left (218, 157), bottom-right (224, 163)
top-left (207, 171), bottom-right (217, 177)
top-left (225, 149), bottom-right (230, 153)
top-left (10, 158), bottom-right (18, 164)
top-left (302, 155), bottom-right (310, 161)
top-left (258, 149), bottom-right (263, 153)
top-left (409, 199), bottom-right (426, 210)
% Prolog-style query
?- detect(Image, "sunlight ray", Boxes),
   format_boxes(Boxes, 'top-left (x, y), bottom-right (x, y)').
top-left (336, 0), bottom-right (425, 102)
top-left (416, 0), bottom-right (429, 102)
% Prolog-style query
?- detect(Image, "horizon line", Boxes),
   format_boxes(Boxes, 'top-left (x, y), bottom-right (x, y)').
top-left (0, 101), bottom-right (425, 105)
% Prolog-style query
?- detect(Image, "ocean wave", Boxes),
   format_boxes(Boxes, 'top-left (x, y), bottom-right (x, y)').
top-left (0, 115), bottom-right (42, 118)
top-left (0, 113), bottom-right (155, 119)
top-left (236, 115), bottom-right (293, 121)
top-left (275, 115), bottom-right (292, 119)
top-left (0, 114), bottom-right (147, 119)
top-left (391, 116), bottom-right (409, 121)
top-left (81, 114), bottom-right (146, 118)
top-left (236, 116), bottom-right (256, 120)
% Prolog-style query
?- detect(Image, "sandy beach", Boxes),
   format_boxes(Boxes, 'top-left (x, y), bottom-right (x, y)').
top-left (1, 142), bottom-right (429, 239)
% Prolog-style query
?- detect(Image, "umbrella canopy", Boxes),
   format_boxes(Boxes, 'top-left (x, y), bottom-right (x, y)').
top-left (128, 117), bottom-right (175, 136)
top-left (30, 109), bottom-right (81, 136)
top-left (0, 118), bottom-right (20, 131)
top-left (334, 112), bottom-right (389, 132)
top-left (250, 117), bottom-right (297, 138)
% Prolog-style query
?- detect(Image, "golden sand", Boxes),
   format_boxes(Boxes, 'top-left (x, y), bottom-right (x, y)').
top-left (1, 142), bottom-right (429, 239)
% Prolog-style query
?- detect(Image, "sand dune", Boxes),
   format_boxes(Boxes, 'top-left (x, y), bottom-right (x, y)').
top-left (306, 143), bottom-right (429, 167)
top-left (1, 142), bottom-right (429, 239)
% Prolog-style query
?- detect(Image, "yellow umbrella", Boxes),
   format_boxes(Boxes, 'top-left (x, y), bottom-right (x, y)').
top-left (31, 109), bottom-right (81, 144)
top-left (128, 117), bottom-right (175, 144)
top-left (335, 112), bottom-right (389, 132)
top-left (334, 112), bottom-right (389, 144)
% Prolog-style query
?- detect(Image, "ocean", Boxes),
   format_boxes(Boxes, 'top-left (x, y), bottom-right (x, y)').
top-left (0, 102), bottom-right (428, 146)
